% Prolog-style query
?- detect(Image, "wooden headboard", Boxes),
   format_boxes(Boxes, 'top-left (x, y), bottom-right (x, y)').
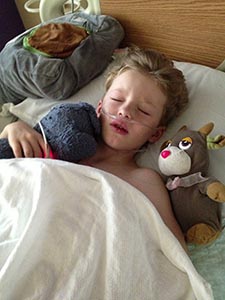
top-left (100, 0), bottom-right (225, 68)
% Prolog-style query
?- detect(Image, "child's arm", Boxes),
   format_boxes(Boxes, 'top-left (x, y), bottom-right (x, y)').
top-left (135, 168), bottom-right (188, 251)
top-left (0, 120), bottom-right (45, 158)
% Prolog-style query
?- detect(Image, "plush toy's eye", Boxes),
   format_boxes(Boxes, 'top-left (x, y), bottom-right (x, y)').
top-left (160, 140), bottom-right (172, 151)
top-left (179, 137), bottom-right (192, 150)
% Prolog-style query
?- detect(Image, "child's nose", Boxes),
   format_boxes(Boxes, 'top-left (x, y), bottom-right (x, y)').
top-left (118, 105), bottom-right (132, 119)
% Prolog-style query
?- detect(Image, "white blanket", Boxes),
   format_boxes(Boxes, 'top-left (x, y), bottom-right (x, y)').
top-left (0, 159), bottom-right (213, 300)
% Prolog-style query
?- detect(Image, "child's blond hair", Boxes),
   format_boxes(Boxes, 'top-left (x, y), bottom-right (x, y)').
top-left (105, 47), bottom-right (188, 126)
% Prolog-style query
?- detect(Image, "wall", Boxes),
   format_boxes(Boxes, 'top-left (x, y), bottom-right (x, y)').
top-left (15, 0), bottom-right (101, 28)
top-left (0, 1), bottom-right (26, 49)
top-left (15, 0), bottom-right (41, 29)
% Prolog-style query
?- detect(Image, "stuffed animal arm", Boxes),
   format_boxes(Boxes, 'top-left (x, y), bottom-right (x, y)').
top-left (158, 122), bottom-right (225, 245)
top-left (0, 102), bottom-right (101, 163)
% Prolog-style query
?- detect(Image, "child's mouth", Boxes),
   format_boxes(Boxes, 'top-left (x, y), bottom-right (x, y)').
top-left (110, 120), bottom-right (129, 135)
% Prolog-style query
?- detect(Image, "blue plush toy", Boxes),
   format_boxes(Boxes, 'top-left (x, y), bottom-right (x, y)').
top-left (0, 102), bottom-right (101, 163)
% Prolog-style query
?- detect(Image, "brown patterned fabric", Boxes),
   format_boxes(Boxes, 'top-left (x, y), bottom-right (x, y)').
top-left (28, 23), bottom-right (88, 58)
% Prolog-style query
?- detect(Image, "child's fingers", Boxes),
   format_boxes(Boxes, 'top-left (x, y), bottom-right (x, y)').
top-left (36, 134), bottom-right (48, 157)
top-left (11, 135), bottom-right (45, 158)
top-left (10, 140), bottom-right (23, 158)
top-left (21, 142), bottom-right (35, 157)
top-left (3, 120), bottom-right (48, 158)
top-left (22, 135), bottom-right (45, 158)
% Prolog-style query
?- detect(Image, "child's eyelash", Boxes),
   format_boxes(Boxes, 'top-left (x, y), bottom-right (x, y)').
top-left (111, 97), bottom-right (122, 102)
top-left (138, 108), bottom-right (150, 116)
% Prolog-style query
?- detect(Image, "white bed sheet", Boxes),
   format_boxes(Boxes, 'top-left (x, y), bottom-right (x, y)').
top-left (0, 158), bottom-right (213, 300)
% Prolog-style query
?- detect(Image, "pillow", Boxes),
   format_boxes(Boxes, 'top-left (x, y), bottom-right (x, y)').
top-left (0, 12), bottom-right (124, 104)
top-left (2, 54), bottom-right (225, 186)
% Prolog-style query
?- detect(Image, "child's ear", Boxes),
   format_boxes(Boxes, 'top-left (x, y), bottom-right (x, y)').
top-left (96, 100), bottom-right (103, 117)
top-left (148, 126), bottom-right (166, 143)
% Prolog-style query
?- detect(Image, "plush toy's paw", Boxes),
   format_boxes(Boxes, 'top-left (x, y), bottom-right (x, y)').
top-left (207, 181), bottom-right (225, 202)
top-left (186, 223), bottom-right (221, 245)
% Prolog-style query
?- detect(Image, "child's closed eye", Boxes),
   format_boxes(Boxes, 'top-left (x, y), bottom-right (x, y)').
top-left (110, 97), bottom-right (123, 102)
top-left (138, 108), bottom-right (150, 116)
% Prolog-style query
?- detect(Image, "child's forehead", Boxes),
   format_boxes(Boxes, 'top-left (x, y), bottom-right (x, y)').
top-left (109, 69), bottom-right (164, 95)
top-left (111, 69), bottom-right (156, 88)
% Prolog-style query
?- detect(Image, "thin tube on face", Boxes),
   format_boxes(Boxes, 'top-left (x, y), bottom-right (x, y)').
top-left (99, 106), bottom-right (154, 153)
top-left (100, 106), bottom-right (157, 130)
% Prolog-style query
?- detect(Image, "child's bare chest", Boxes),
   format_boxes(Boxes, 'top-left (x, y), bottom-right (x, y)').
top-left (81, 159), bottom-right (135, 183)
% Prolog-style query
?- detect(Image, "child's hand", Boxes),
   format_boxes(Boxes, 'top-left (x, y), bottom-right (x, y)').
top-left (0, 120), bottom-right (46, 158)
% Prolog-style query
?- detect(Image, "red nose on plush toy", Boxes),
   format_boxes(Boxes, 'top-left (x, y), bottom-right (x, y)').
top-left (161, 150), bottom-right (171, 159)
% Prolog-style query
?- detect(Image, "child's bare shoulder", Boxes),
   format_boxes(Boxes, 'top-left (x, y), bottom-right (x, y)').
top-left (128, 166), bottom-right (166, 199)
top-left (133, 166), bottom-right (163, 184)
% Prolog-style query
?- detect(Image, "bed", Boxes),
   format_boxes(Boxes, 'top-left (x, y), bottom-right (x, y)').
top-left (0, 1), bottom-right (225, 299)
